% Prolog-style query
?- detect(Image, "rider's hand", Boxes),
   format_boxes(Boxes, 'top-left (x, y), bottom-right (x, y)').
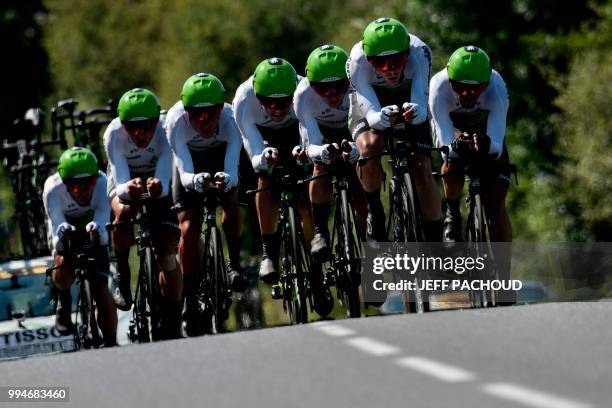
top-left (214, 171), bottom-right (236, 192)
top-left (474, 134), bottom-right (491, 156)
top-left (56, 222), bottom-right (75, 241)
top-left (341, 140), bottom-right (360, 163)
top-left (451, 134), bottom-right (474, 157)
top-left (262, 147), bottom-right (278, 168)
top-left (292, 145), bottom-right (309, 166)
top-left (372, 105), bottom-right (399, 129)
top-left (320, 144), bottom-right (339, 165)
top-left (146, 177), bottom-right (162, 198)
top-left (401, 102), bottom-right (427, 125)
top-left (85, 221), bottom-right (100, 237)
top-left (193, 172), bottom-right (212, 193)
top-left (127, 178), bottom-right (145, 200)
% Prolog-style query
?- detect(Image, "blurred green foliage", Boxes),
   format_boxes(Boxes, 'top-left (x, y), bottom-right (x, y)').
top-left (1, 0), bottom-right (611, 248)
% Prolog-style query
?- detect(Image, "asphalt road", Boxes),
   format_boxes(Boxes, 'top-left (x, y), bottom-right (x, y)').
top-left (0, 301), bottom-right (609, 408)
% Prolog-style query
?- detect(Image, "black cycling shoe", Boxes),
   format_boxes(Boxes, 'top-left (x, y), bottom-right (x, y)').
top-left (443, 208), bottom-right (463, 243)
top-left (366, 211), bottom-right (387, 242)
top-left (259, 257), bottom-right (279, 284)
top-left (227, 263), bottom-right (248, 292)
top-left (109, 264), bottom-right (132, 311)
top-left (54, 290), bottom-right (74, 335)
top-left (311, 232), bottom-right (332, 263)
top-left (310, 271), bottom-right (334, 317)
top-left (182, 296), bottom-right (203, 337)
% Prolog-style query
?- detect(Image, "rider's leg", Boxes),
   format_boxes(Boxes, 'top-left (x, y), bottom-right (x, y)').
top-left (52, 255), bottom-right (75, 334)
top-left (221, 189), bottom-right (247, 291)
top-left (355, 130), bottom-right (386, 241)
top-left (441, 160), bottom-right (465, 242)
top-left (109, 197), bottom-right (134, 310)
top-left (410, 152), bottom-right (443, 241)
top-left (256, 176), bottom-right (280, 283)
top-left (309, 163), bottom-right (333, 261)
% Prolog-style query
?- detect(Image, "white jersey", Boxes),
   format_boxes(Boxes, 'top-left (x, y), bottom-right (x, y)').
top-left (103, 117), bottom-right (172, 200)
top-left (294, 77), bottom-right (350, 148)
top-left (43, 171), bottom-right (110, 250)
top-left (429, 68), bottom-right (509, 159)
top-left (347, 35), bottom-right (432, 128)
top-left (232, 75), bottom-right (302, 171)
top-left (165, 101), bottom-right (241, 191)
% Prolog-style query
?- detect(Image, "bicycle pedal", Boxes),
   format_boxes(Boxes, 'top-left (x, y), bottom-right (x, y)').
top-left (271, 284), bottom-right (282, 299)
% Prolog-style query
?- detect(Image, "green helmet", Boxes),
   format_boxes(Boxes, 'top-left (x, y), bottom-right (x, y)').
top-left (306, 45), bottom-right (349, 83)
top-left (253, 58), bottom-right (297, 97)
top-left (447, 45), bottom-right (492, 84)
top-left (58, 147), bottom-right (98, 180)
top-left (181, 73), bottom-right (226, 107)
top-left (117, 88), bottom-right (160, 122)
top-left (363, 17), bottom-right (410, 57)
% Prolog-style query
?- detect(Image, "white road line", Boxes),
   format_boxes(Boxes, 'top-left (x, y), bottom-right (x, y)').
top-left (344, 337), bottom-right (401, 356)
top-left (395, 356), bottom-right (476, 383)
top-left (312, 324), bottom-right (356, 337)
top-left (482, 383), bottom-right (593, 408)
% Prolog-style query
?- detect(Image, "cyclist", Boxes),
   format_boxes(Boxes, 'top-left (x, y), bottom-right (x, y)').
top-left (166, 73), bottom-right (246, 335)
top-left (347, 17), bottom-right (442, 242)
top-left (429, 45), bottom-right (511, 244)
top-left (104, 88), bottom-right (182, 339)
top-left (430, 46), bottom-right (514, 305)
top-left (233, 58), bottom-right (332, 315)
top-left (294, 44), bottom-right (368, 260)
top-left (42, 147), bottom-right (117, 346)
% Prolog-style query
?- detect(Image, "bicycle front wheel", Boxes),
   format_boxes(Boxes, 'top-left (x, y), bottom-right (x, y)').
top-left (339, 189), bottom-right (361, 318)
top-left (288, 206), bottom-right (309, 324)
top-left (209, 226), bottom-right (228, 334)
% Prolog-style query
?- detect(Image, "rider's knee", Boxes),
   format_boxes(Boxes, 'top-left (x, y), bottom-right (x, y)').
top-left (180, 218), bottom-right (200, 242)
top-left (409, 153), bottom-right (432, 178)
top-left (160, 253), bottom-right (178, 272)
top-left (356, 131), bottom-right (381, 157)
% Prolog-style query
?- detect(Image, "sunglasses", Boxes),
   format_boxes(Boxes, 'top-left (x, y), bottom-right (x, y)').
top-left (185, 105), bottom-right (223, 121)
top-left (65, 175), bottom-right (98, 195)
top-left (310, 79), bottom-right (350, 97)
top-left (367, 51), bottom-right (409, 71)
top-left (256, 94), bottom-right (293, 110)
top-left (123, 118), bottom-right (157, 133)
top-left (449, 80), bottom-right (488, 97)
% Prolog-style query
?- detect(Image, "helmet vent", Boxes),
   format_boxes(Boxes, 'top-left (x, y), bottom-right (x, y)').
top-left (375, 17), bottom-right (390, 23)
top-left (320, 44), bottom-right (333, 51)
top-left (268, 57), bottom-right (282, 65)
top-left (464, 45), bottom-right (479, 53)
top-left (195, 73), bottom-right (209, 77)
